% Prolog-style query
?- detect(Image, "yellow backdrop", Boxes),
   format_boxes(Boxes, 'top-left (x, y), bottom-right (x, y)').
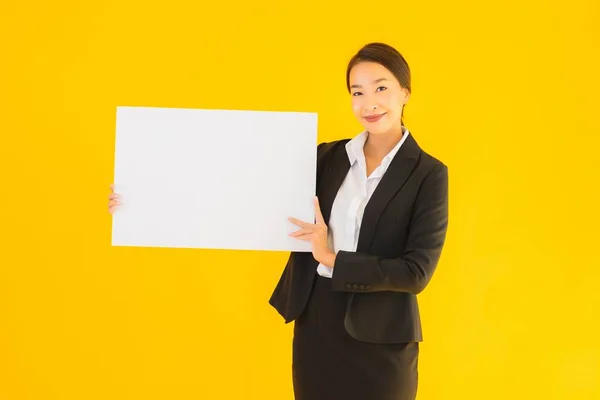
top-left (1, 0), bottom-right (599, 399)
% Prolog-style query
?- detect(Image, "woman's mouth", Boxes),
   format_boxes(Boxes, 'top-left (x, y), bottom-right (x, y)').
top-left (364, 113), bottom-right (386, 123)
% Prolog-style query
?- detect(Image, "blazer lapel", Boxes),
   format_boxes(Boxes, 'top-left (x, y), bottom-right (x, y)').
top-left (356, 133), bottom-right (421, 252)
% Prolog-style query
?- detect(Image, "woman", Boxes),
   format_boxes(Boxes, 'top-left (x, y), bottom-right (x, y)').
top-left (269, 42), bottom-right (449, 400)
top-left (108, 42), bottom-right (448, 400)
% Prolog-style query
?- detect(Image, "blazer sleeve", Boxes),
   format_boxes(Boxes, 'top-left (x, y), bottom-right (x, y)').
top-left (331, 163), bottom-right (449, 294)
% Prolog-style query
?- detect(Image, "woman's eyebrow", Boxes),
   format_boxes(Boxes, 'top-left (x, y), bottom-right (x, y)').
top-left (350, 78), bottom-right (388, 89)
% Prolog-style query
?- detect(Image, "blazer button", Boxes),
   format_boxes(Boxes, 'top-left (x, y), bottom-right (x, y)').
top-left (346, 283), bottom-right (352, 289)
top-left (365, 285), bottom-right (371, 290)
top-left (359, 284), bottom-right (365, 290)
top-left (352, 284), bottom-right (359, 290)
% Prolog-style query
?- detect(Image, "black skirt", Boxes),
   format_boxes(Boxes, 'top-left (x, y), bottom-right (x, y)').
top-left (292, 273), bottom-right (419, 400)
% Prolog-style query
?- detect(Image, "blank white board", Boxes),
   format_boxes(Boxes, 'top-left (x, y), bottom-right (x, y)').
top-left (111, 106), bottom-right (317, 252)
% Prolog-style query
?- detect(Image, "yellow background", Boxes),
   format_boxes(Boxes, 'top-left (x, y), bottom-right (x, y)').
top-left (1, 0), bottom-right (599, 399)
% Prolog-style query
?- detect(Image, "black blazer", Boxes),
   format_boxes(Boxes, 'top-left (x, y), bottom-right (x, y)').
top-left (269, 132), bottom-right (449, 344)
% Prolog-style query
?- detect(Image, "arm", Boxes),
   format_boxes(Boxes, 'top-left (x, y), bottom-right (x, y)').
top-left (331, 163), bottom-right (449, 294)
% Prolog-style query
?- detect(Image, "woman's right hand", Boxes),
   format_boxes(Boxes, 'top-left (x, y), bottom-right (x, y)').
top-left (108, 184), bottom-right (121, 214)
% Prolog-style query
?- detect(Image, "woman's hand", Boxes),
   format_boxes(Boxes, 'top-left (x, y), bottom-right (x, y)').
top-left (108, 184), bottom-right (121, 214)
top-left (288, 197), bottom-right (337, 268)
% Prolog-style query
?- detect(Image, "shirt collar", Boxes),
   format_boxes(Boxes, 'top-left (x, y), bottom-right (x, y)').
top-left (346, 126), bottom-right (411, 173)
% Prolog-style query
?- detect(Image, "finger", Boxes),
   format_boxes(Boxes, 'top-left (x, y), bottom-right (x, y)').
top-left (288, 227), bottom-right (313, 237)
top-left (110, 184), bottom-right (114, 192)
top-left (288, 217), bottom-right (311, 228)
top-left (314, 196), bottom-right (325, 225)
top-left (108, 193), bottom-right (121, 200)
top-left (108, 200), bottom-right (120, 207)
top-left (291, 233), bottom-right (313, 241)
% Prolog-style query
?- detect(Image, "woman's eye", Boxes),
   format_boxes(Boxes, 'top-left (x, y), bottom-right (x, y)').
top-left (376, 86), bottom-right (387, 92)
top-left (352, 92), bottom-right (362, 96)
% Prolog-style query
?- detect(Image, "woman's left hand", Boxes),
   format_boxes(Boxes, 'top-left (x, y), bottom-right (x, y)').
top-left (288, 197), bottom-right (337, 268)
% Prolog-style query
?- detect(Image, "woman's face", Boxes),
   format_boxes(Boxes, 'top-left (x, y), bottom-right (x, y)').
top-left (348, 61), bottom-right (410, 136)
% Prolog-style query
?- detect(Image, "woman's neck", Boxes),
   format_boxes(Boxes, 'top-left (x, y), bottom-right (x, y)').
top-left (363, 126), bottom-right (404, 160)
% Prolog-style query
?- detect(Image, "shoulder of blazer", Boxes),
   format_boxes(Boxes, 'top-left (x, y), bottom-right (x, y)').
top-left (409, 134), bottom-right (448, 176)
top-left (317, 139), bottom-right (350, 161)
top-left (420, 149), bottom-right (447, 171)
top-left (316, 139), bottom-right (350, 181)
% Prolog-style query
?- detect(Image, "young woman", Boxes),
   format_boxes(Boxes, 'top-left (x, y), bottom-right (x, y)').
top-left (270, 42), bottom-right (449, 400)
top-left (108, 42), bottom-right (448, 400)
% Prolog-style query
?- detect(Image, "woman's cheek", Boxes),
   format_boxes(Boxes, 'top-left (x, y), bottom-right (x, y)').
top-left (390, 92), bottom-right (406, 114)
top-left (351, 98), bottom-right (362, 115)
top-left (381, 91), bottom-right (396, 109)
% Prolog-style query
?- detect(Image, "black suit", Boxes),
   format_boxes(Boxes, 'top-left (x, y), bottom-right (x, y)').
top-left (269, 131), bottom-right (448, 399)
top-left (269, 132), bottom-right (449, 343)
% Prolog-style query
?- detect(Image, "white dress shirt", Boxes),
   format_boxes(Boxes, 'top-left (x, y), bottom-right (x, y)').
top-left (317, 126), bottom-right (410, 278)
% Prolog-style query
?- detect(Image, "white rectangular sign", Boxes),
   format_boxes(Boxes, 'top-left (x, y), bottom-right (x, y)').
top-left (111, 106), bottom-right (317, 252)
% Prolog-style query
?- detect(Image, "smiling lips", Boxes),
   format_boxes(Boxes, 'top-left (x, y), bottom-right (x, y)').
top-left (364, 113), bottom-right (386, 123)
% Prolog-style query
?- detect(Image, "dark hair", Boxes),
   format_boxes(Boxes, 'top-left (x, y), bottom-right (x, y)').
top-left (346, 42), bottom-right (411, 126)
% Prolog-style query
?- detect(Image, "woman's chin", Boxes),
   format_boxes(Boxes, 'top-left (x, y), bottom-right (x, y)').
top-left (364, 124), bottom-right (389, 135)
top-left (362, 120), bottom-right (403, 136)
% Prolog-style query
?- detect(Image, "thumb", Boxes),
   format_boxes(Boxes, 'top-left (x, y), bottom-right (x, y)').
top-left (314, 196), bottom-right (325, 225)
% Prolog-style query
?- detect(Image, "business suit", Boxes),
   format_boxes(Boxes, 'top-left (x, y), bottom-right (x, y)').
top-left (269, 131), bottom-right (449, 399)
